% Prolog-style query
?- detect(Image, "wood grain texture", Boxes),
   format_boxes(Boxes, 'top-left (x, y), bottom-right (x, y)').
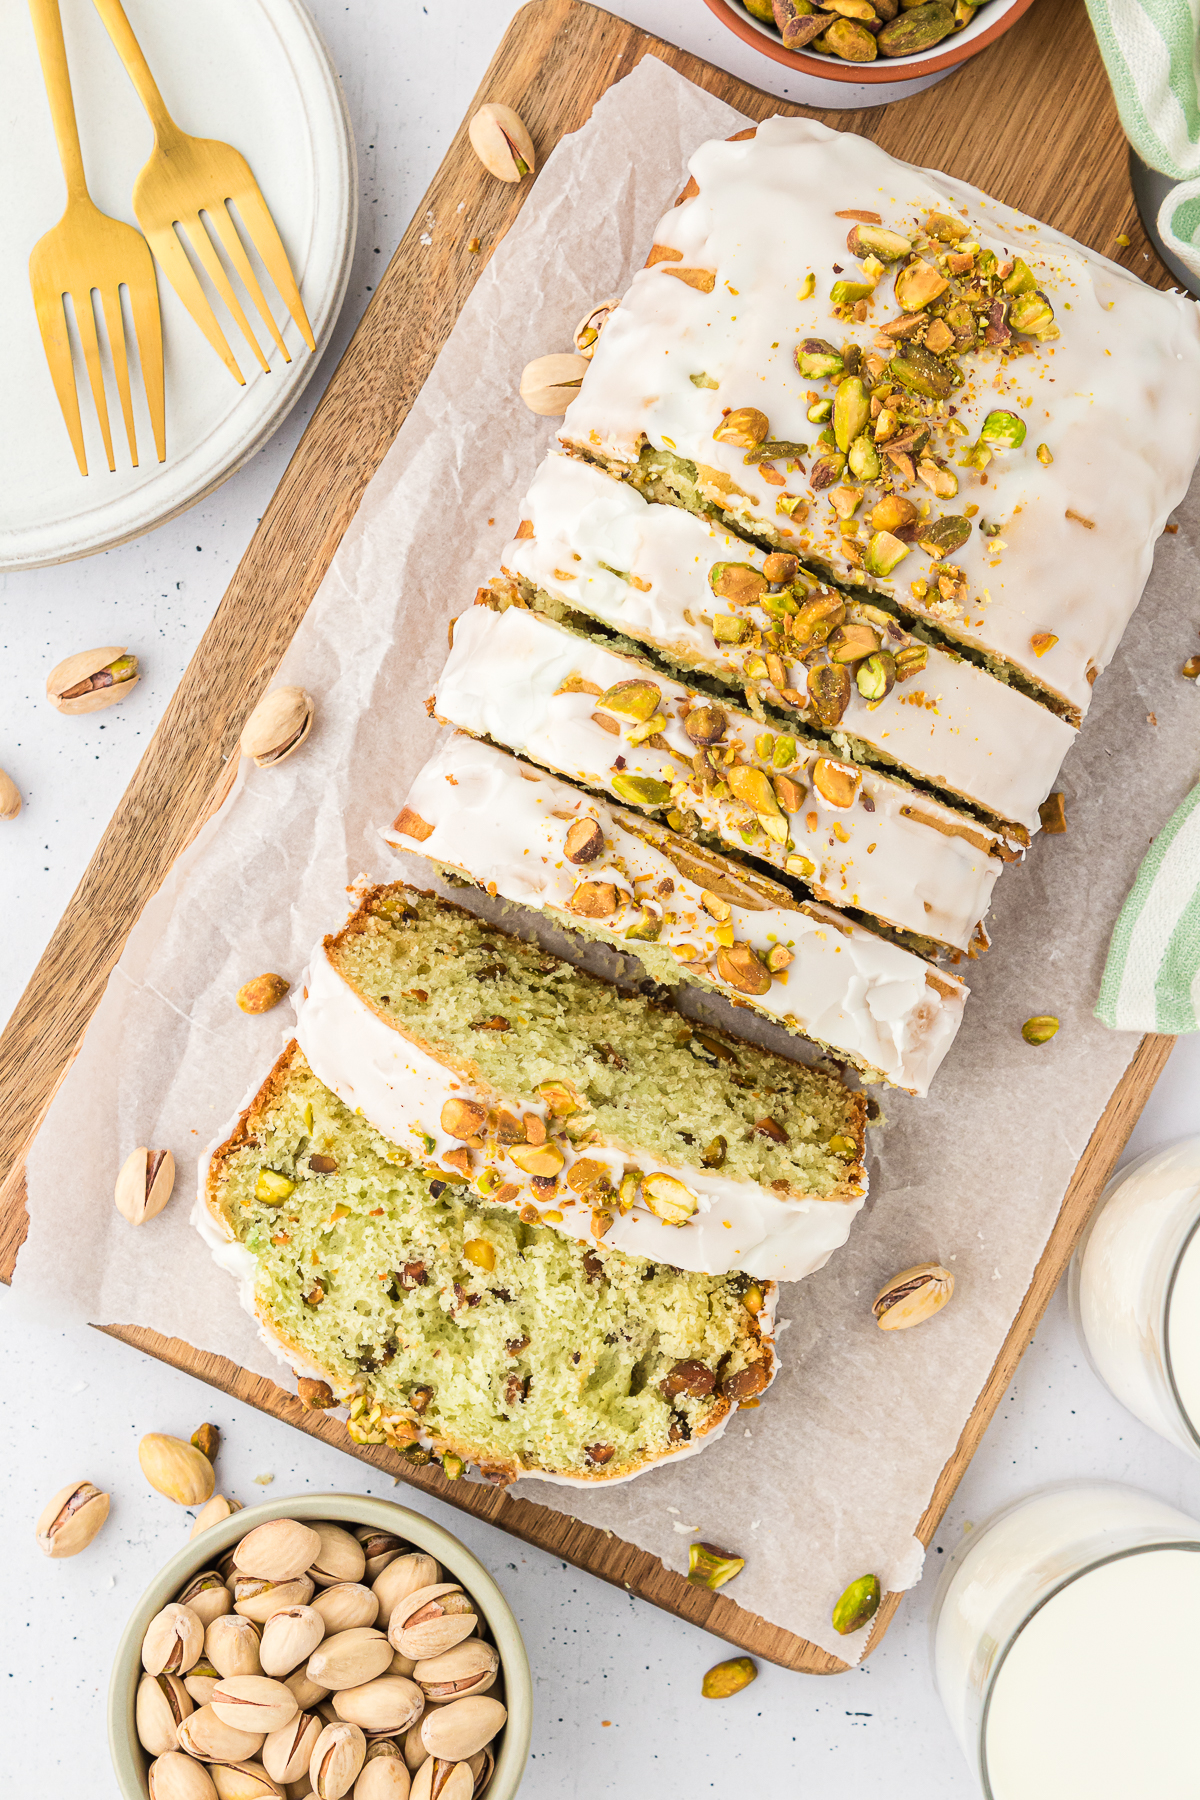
top-left (0, 0), bottom-right (1177, 1674)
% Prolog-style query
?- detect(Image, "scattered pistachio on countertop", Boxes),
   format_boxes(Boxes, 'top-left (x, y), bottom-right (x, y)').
top-left (1022, 1014), bottom-right (1060, 1045)
top-left (0, 767), bottom-right (20, 820)
top-left (140, 1433), bottom-right (217, 1507)
top-left (115, 1146), bottom-right (176, 1226)
top-left (519, 353), bottom-right (589, 416)
top-left (240, 686), bottom-right (314, 769)
top-left (47, 645), bottom-right (139, 713)
top-left (701, 1655), bottom-right (757, 1698)
top-left (468, 102), bottom-right (535, 184)
top-left (35, 1478), bottom-right (110, 1557)
top-left (237, 973), bottom-right (291, 1015)
top-left (143, 1602), bottom-right (206, 1677)
top-left (573, 296), bottom-right (619, 358)
top-left (872, 1263), bottom-right (955, 1330)
top-left (1038, 793), bottom-right (1067, 834)
top-left (686, 1541), bottom-right (745, 1591)
top-left (192, 1423), bottom-right (221, 1462)
top-left (832, 1573), bottom-right (882, 1635)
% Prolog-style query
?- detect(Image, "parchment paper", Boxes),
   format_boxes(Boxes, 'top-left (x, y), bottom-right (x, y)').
top-left (17, 58), bottom-right (1200, 1664)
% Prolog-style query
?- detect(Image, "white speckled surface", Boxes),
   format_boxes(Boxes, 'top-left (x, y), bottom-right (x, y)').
top-left (4, 4), bottom-right (1200, 1795)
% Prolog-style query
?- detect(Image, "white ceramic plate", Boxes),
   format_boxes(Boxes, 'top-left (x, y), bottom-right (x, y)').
top-left (0, 0), bottom-right (356, 570)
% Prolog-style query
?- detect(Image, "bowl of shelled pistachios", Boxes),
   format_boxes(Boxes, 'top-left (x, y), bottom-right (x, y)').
top-left (703, 0), bottom-right (1037, 84)
top-left (108, 1492), bottom-right (532, 1800)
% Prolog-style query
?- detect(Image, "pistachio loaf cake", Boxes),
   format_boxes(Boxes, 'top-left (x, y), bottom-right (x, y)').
top-left (502, 452), bottom-right (1075, 831)
top-left (292, 885), bottom-right (868, 1281)
top-left (435, 594), bottom-right (1018, 956)
top-left (387, 732), bottom-right (967, 1096)
top-left (201, 1042), bottom-right (777, 1484)
top-left (558, 116), bottom-right (1200, 723)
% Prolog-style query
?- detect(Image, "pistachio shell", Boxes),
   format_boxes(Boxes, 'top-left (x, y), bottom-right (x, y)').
top-left (176, 1702), bottom-right (265, 1764)
top-left (149, 1750), bottom-right (220, 1800)
top-left (115, 1147), bottom-right (176, 1225)
top-left (307, 1523), bottom-right (367, 1588)
top-left (184, 1660), bottom-right (221, 1706)
top-left (211, 1676), bottom-right (300, 1736)
top-left (192, 1495), bottom-right (244, 1538)
top-left (373, 1556), bottom-right (441, 1631)
top-left (261, 1606), bottom-right (327, 1678)
top-left (872, 1262), bottom-right (954, 1329)
top-left (388, 1589), bottom-right (477, 1663)
top-left (235, 1576), bottom-right (317, 1624)
top-left (263, 1711), bottom-right (325, 1784)
top-left (235, 1521), bottom-right (324, 1584)
top-left (410, 1760), bottom-right (472, 1800)
top-left (573, 296), bottom-right (619, 358)
top-left (309, 1721), bottom-right (367, 1799)
top-left (180, 1571), bottom-right (236, 1629)
top-left (518, 354), bottom-right (589, 417)
top-left (144, 1603), bottom-right (206, 1677)
top-left (308, 1628), bottom-right (394, 1692)
top-left (240, 687), bottom-right (314, 769)
top-left (140, 1434), bottom-right (215, 1507)
top-left (47, 645), bottom-right (140, 713)
top-left (467, 103), bottom-right (535, 184)
top-left (418, 1697), bottom-right (507, 1763)
top-left (35, 1479), bottom-right (110, 1556)
top-left (286, 1667), bottom-right (331, 1711)
top-left (138, 1671), bottom-right (197, 1754)
top-left (332, 1675), bottom-right (425, 1734)
top-left (208, 1615), bottom-right (266, 1678)
top-left (0, 767), bottom-right (21, 820)
top-left (311, 1584), bottom-right (380, 1636)
top-left (210, 1764), bottom-right (285, 1800)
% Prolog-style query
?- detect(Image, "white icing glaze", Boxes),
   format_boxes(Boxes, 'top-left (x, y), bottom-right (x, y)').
top-left (505, 453), bottom-right (1074, 829)
top-left (560, 115), bottom-right (1200, 720)
top-left (436, 600), bottom-right (1013, 952)
top-left (292, 943), bottom-right (865, 1281)
top-left (385, 731), bottom-right (966, 1095)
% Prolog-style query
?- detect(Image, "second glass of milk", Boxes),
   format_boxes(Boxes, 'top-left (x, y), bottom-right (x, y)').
top-left (1069, 1138), bottom-right (1200, 1456)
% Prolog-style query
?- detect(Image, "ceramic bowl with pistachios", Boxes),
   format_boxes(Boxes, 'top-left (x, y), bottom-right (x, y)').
top-left (704, 0), bottom-right (1035, 85)
top-left (109, 1494), bottom-right (531, 1800)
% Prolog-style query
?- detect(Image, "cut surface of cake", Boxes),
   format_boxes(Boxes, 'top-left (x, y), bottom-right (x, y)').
top-left (293, 885), bottom-right (869, 1281)
top-left (436, 597), bottom-right (1018, 955)
top-left (503, 452), bottom-right (1075, 830)
top-left (200, 1042), bottom-right (777, 1485)
top-left (388, 732), bottom-right (967, 1096)
top-left (559, 116), bottom-right (1200, 722)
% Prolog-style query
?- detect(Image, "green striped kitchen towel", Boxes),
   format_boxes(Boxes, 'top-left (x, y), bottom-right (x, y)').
top-left (1097, 785), bottom-right (1200, 1031)
top-left (1086, 0), bottom-right (1200, 281)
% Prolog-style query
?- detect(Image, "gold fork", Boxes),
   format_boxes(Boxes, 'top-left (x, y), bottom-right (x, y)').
top-left (27, 0), bottom-right (165, 476)
top-left (92, 0), bottom-right (315, 385)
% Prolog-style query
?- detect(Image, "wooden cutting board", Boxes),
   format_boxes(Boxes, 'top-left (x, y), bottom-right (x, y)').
top-left (0, 0), bottom-right (1178, 1675)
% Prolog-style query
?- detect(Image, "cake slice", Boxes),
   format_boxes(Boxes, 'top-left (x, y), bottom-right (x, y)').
top-left (435, 595), bottom-right (1019, 956)
top-left (559, 115), bottom-right (1200, 722)
top-left (387, 732), bottom-right (967, 1096)
top-left (503, 453), bottom-right (1075, 832)
top-left (293, 885), bottom-right (868, 1282)
top-left (200, 1042), bottom-right (777, 1485)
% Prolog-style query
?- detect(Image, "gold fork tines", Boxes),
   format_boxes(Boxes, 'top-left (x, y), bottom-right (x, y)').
top-left (92, 0), bottom-right (315, 385)
top-left (27, 0), bottom-right (165, 475)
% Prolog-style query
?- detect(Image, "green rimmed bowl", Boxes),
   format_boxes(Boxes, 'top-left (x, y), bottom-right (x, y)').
top-left (108, 1491), bottom-right (532, 1798)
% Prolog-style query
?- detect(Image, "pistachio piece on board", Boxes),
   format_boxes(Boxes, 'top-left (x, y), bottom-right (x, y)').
top-left (240, 686), bottom-right (314, 769)
top-left (143, 1603), bottom-right (206, 1677)
top-left (209, 1765), bottom-right (284, 1800)
top-left (467, 103), bottom-right (535, 183)
top-left (115, 1146), bottom-right (176, 1226)
top-left (419, 1696), bottom-right (507, 1762)
top-left (413, 1640), bottom-right (499, 1702)
top-left (832, 1572), bottom-right (881, 1634)
top-left (310, 1720), bottom-right (367, 1799)
top-left (701, 1656), bottom-right (757, 1698)
top-left (148, 1750), bottom-right (220, 1800)
top-left (308, 1627), bottom-right (394, 1692)
top-left (263, 1709), bottom-right (324, 1784)
top-left (332, 1674), bottom-right (424, 1735)
top-left (872, 1262), bottom-right (954, 1330)
top-left (47, 645), bottom-right (139, 714)
top-left (687, 1542), bottom-right (745, 1591)
top-left (235, 1520), bottom-right (324, 1584)
top-left (0, 767), bottom-right (21, 820)
top-left (179, 1570), bottom-right (235, 1629)
top-left (389, 1587), bottom-right (478, 1662)
top-left (518, 353), bottom-right (589, 416)
top-left (191, 1494), bottom-right (243, 1538)
top-left (35, 1478), bottom-right (110, 1557)
top-left (137, 1672), bottom-right (196, 1755)
top-left (573, 295), bottom-right (619, 358)
top-left (1022, 1014), bottom-right (1060, 1045)
top-left (139, 1434), bottom-right (215, 1507)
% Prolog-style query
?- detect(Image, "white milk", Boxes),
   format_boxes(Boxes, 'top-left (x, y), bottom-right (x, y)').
top-left (931, 1483), bottom-right (1200, 1798)
top-left (1069, 1139), bottom-right (1200, 1456)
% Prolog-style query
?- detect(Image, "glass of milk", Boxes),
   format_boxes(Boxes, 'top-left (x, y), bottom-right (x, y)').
top-left (1069, 1138), bottom-right (1200, 1456)
top-left (931, 1482), bottom-right (1200, 1797)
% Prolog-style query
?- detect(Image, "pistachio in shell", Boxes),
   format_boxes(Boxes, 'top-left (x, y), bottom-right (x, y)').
top-left (309, 1720), bottom-right (367, 1799)
top-left (191, 1494), bottom-right (243, 1538)
top-left (0, 767), bottom-right (21, 821)
top-left (137, 1671), bottom-right (196, 1756)
top-left (47, 646), bottom-right (139, 714)
top-left (209, 1765), bottom-right (284, 1800)
top-left (418, 1696), bottom-right (507, 1762)
top-left (148, 1751), bottom-right (220, 1800)
top-left (240, 687), bottom-right (314, 769)
top-left (518, 354), bottom-right (588, 416)
top-left (467, 103), bottom-right (535, 184)
top-left (140, 1433), bottom-right (215, 1507)
top-left (234, 1518), bottom-right (323, 1583)
top-left (115, 1146), bottom-right (176, 1226)
top-left (177, 1705), bottom-right (265, 1764)
top-left (573, 296), bottom-right (619, 358)
top-left (35, 1478), bottom-right (110, 1557)
top-left (872, 1262), bottom-right (954, 1329)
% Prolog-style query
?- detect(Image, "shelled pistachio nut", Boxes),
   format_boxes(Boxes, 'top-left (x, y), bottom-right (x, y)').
top-left (308, 1522), bottom-right (366, 1587)
top-left (311, 1583), bottom-right (379, 1636)
top-left (389, 1587), bottom-right (477, 1662)
top-left (206, 1615), bottom-right (265, 1679)
top-left (411, 1759), bottom-right (473, 1800)
top-left (209, 1765), bottom-right (284, 1800)
top-left (413, 1640), bottom-right (499, 1701)
top-left (47, 645), bottom-right (139, 714)
top-left (686, 1542), bottom-right (745, 1592)
top-left (332, 1674), bottom-right (424, 1734)
top-left (143, 1603), bottom-right (206, 1677)
top-left (240, 687), bottom-right (314, 769)
top-left (354, 1739), bottom-right (412, 1800)
top-left (307, 1627), bottom-right (394, 1691)
top-left (373, 1554), bottom-right (441, 1627)
top-left (573, 296), bottom-right (619, 358)
top-left (184, 1658), bottom-right (221, 1706)
top-left (115, 1146), bottom-right (176, 1226)
top-left (518, 353), bottom-right (589, 416)
top-left (192, 1494), bottom-right (243, 1538)
top-left (140, 1434), bottom-right (215, 1507)
top-left (211, 1675), bottom-right (300, 1735)
top-left (419, 1696), bottom-right (507, 1762)
top-left (35, 1478), bottom-right (109, 1557)
top-left (467, 103), bottom-right (535, 183)
top-left (234, 1576), bottom-right (316, 1623)
top-left (148, 1750), bottom-right (220, 1800)
top-left (262, 1708), bottom-right (324, 1784)
top-left (832, 1572), bottom-right (881, 1635)
top-left (701, 1656), bottom-right (757, 1699)
top-left (237, 974), bottom-right (291, 1015)
top-left (309, 1720), bottom-right (367, 1799)
top-left (872, 1263), bottom-right (954, 1330)
top-left (179, 1569), bottom-right (235, 1629)
top-left (176, 1704), bottom-right (265, 1764)
top-left (235, 1519), bottom-right (323, 1584)
top-left (259, 1605), bottom-right (327, 1678)
top-left (137, 1671), bottom-right (196, 1755)
top-left (1022, 1014), bottom-right (1060, 1045)
top-left (0, 768), bottom-right (21, 821)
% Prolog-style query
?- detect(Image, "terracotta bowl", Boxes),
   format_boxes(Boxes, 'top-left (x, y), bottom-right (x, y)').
top-left (107, 1491), bottom-right (532, 1799)
top-left (703, 0), bottom-right (1038, 85)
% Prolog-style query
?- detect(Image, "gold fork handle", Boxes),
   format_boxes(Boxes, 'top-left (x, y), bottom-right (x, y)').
top-left (90, 0), bottom-right (179, 143)
top-left (28, 0), bottom-right (90, 202)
